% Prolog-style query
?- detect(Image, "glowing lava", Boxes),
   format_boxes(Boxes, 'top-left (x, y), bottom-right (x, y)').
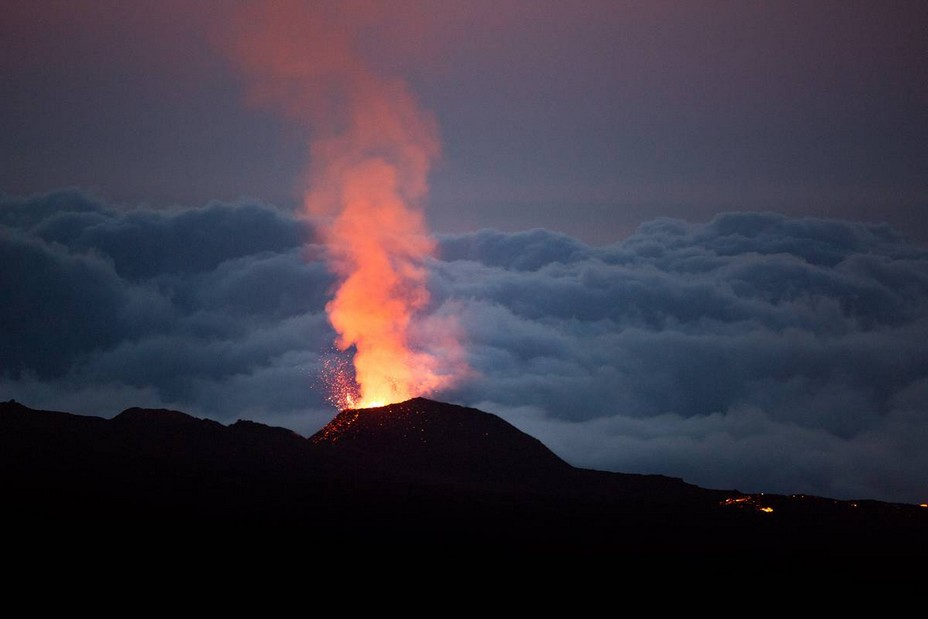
top-left (720, 494), bottom-right (775, 513)
top-left (310, 153), bottom-right (445, 409)
top-left (219, 2), bottom-right (465, 410)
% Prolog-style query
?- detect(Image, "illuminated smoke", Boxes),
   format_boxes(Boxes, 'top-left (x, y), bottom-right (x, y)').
top-left (219, 0), bottom-right (462, 408)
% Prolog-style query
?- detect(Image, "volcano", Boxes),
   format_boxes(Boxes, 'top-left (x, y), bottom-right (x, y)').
top-left (310, 398), bottom-right (572, 489)
top-left (2, 397), bottom-right (926, 557)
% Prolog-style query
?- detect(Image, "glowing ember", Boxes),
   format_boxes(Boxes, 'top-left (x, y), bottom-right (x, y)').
top-left (720, 494), bottom-right (774, 513)
top-left (220, 2), bottom-right (466, 410)
top-left (321, 354), bottom-right (360, 410)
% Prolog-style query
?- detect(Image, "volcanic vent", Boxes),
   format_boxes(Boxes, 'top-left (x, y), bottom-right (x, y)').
top-left (311, 397), bottom-right (571, 489)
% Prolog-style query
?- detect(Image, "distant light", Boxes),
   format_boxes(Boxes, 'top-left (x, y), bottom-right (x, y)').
top-left (920, 503), bottom-right (927, 508)
top-left (759, 507), bottom-right (774, 513)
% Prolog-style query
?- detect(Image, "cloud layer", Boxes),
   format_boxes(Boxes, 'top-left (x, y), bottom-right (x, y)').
top-left (2, 191), bottom-right (926, 503)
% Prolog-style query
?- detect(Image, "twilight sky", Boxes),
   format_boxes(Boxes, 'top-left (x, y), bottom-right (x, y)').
top-left (2, 1), bottom-right (927, 504)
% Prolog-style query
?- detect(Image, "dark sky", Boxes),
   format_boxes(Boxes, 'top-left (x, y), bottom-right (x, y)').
top-left (2, 0), bottom-right (925, 244)
top-left (2, 1), bottom-right (927, 504)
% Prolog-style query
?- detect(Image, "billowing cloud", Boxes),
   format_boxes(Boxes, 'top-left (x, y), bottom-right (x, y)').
top-left (0, 190), bottom-right (338, 431)
top-left (2, 192), bottom-right (926, 503)
top-left (433, 213), bottom-right (928, 503)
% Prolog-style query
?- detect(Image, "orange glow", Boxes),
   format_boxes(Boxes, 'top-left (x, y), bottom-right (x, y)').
top-left (219, 1), bottom-right (464, 409)
top-left (720, 496), bottom-right (751, 506)
top-left (721, 495), bottom-right (774, 513)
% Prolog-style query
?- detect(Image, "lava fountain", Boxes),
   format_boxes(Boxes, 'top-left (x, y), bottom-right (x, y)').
top-left (219, 1), bottom-right (463, 409)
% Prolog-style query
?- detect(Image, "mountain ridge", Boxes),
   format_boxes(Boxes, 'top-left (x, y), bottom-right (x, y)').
top-left (1, 397), bottom-right (925, 556)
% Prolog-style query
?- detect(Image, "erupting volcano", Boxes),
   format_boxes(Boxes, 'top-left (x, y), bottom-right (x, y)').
top-left (222, 1), bottom-right (464, 409)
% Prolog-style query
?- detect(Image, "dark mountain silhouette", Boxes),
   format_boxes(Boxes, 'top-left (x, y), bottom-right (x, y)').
top-left (311, 398), bottom-right (573, 486)
top-left (2, 397), bottom-right (926, 557)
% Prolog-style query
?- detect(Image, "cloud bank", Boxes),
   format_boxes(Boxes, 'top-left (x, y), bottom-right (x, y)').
top-left (2, 191), bottom-right (926, 503)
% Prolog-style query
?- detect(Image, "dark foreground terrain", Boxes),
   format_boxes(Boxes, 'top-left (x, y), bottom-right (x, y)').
top-left (2, 397), bottom-right (925, 558)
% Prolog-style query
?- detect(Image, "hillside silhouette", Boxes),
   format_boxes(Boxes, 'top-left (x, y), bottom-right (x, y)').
top-left (2, 397), bottom-right (925, 557)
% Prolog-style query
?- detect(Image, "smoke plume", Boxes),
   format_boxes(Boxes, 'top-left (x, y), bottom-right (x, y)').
top-left (218, 0), bottom-right (460, 407)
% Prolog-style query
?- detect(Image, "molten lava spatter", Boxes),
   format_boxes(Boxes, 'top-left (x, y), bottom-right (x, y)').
top-left (321, 354), bottom-right (360, 410)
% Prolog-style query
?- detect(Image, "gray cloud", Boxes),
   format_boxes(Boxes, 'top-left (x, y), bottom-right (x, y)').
top-left (0, 190), bottom-right (337, 425)
top-left (5, 190), bottom-right (305, 279)
top-left (435, 213), bottom-right (928, 503)
top-left (2, 193), bottom-right (926, 504)
top-left (1, 224), bottom-right (130, 377)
